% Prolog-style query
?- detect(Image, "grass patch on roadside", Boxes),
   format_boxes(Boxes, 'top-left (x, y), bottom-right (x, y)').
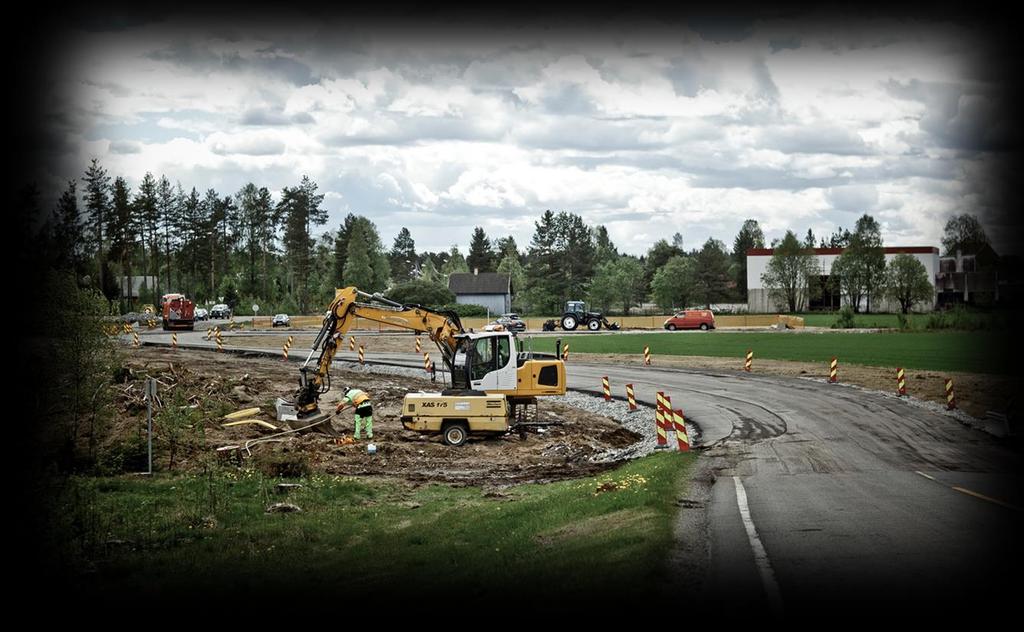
top-left (560, 331), bottom-right (1008, 374)
top-left (42, 451), bottom-right (694, 606)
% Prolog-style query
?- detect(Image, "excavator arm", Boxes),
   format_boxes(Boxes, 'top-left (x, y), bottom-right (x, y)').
top-left (291, 287), bottom-right (465, 418)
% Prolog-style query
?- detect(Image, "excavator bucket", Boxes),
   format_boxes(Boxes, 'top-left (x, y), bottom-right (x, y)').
top-left (274, 398), bottom-right (340, 436)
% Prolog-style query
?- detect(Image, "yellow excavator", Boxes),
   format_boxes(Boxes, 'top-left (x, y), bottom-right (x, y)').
top-left (275, 287), bottom-right (566, 445)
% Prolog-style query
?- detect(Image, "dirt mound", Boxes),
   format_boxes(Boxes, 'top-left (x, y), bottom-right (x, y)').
top-left (114, 347), bottom-right (640, 484)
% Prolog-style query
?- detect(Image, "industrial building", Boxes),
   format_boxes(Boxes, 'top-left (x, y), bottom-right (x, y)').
top-left (746, 246), bottom-right (940, 313)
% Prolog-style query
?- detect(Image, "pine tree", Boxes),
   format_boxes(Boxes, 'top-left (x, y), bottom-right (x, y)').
top-left (83, 159), bottom-right (111, 288)
top-left (107, 177), bottom-right (135, 309)
top-left (157, 175), bottom-right (178, 293)
top-left (389, 227), bottom-right (417, 283)
top-left (343, 223), bottom-right (375, 288)
top-left (134, 173), bottom-right (159, 298)
top-left (51, 180), bottom-right (82, 273)
top-left (467, 226), bottom-right (496, 273)
top-left (277, 175), bottom-right (327, 312)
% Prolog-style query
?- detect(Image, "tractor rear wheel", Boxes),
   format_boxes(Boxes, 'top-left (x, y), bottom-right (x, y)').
top-left (561, 315), bottom-right (578, 330)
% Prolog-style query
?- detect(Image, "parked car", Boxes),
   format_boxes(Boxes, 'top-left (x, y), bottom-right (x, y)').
top-left (194, 308), bottom-right (209, 321)
top-left (664, 310), bottom-right (715, 331)
top-left (272, 313), bottom-right (291, 327)
top-left (484, 313), bottom-right (526, 333)
top-left (210, 304), bottom-right (232, 319)
top-left (497, 313), bottom-right (526, 332)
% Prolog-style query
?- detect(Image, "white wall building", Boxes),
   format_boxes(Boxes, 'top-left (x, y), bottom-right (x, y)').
top-left (747, 247), bottom-right (940, 313)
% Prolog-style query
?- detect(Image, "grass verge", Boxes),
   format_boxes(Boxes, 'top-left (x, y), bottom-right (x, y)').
top-left (41, 451), bottom-right (695, 608)
top-left (560, 331), bottom-right (1009, 375)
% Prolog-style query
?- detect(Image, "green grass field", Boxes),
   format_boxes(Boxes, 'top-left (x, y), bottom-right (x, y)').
top-left (42, 451), bottom-right (695, 604)
top-left (795, 313), bottom-right (904, 328)
top-left (560, 331), bottom-right (1009, 374)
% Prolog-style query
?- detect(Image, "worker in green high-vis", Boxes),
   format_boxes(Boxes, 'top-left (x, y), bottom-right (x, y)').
top-left (336, 386), bottom-right (373, 439)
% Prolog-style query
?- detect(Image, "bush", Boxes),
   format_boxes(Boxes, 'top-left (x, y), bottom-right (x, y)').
top-left (438, 303), bottom-right (489, 317)
top-left (832, 306), bottom-right (856, 329)
top-left (96, 436), bottom-right (149, 475)
top-left (386, 280), bottom-right (455, 307)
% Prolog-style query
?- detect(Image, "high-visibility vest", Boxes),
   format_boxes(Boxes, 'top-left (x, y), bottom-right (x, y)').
top-left (345, 389), bottom-right (370, 407)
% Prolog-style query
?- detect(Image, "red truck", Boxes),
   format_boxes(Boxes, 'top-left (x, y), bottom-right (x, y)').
top-left (161, 293), bottom-right (196, 331)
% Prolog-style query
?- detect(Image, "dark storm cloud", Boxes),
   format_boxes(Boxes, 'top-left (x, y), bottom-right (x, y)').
top-left (147, 43), bottom-right (317, 86)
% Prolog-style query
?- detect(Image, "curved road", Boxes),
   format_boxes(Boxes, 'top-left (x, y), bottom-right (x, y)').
top-left (138, 327), bottom-right (1023, 617)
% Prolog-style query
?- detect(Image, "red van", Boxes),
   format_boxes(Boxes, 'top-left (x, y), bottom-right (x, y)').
top-left (663, 310), bottom-right (715, 331)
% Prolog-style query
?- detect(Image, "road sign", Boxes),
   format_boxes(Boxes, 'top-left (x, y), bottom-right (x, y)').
top-left (252, 304), bottom-right (260, 313)
top-left (145, 377), bottom-right (158, 400)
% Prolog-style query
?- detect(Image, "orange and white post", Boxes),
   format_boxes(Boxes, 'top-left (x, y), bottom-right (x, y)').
top-left (897, 367), bottom-right (907, 396)
top-left (744, 349), bottom-right (753, 372)
top-left (672, 409), bottom-right (690, 452)
top-left (643, 345), bottom-right (651, 366)
top-left (654, 391), bottom-right (669, 448)
top-left (829, 357), bottom-right (838, 383)
top-left (358, 344), bottom-right (365, 365)
top-left (945, 378), bottom-right (956, 410)
top-left (625, 384), bottom-right (637, 412)
top-left (561, 344), bottom-right (569, 362)
top-left (602, 376), bottom-right (611, 402)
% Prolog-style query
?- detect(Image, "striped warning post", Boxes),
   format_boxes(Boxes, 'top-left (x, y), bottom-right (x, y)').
top-left (123, 323), bottom-right (132, 335)
top-left (625, 384), bottom-right (637, 412)
top-left (205, 327), bottom-right (213, 340)
top-left (643, 345), bottom-right (651, 366)
top-left (172, 332), bottom-right (178, 350)
top-left (602, 376), bottom-right (611, 402)
top-left (672, 409), bottom-right (690, 452)
top-left (415, 337), bottom-right (421, 353)
top-left (349, 336), bottom-right (356, 352)
top-left (215, 331), bottom-right (224, 353)
top-left (561, 344), bottom-right (569, 362)
top-left (945, 378), bottom-right (956, 410)
top-left (132, 330), bottom-right (140, 348)
top-left (829, 357), bottom-right (838, 383)
top-left (744, 350), bottom-right (753, 372)
top-left (896, 367), bottom-right (907, 396)
top-left (654, 391), bottom-right (669, 448)
top-left (282, 343), bottom-right (289, 361)
top-left (424, 352), bottom-right (431, 373)
top-left (358, 344), bottom-right (365, 365)
top-left (287, 335), bottom-right (294, 348)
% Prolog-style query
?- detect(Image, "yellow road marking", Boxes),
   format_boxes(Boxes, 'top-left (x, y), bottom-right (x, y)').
top-left (916, 471), bottom-right (1020, 512)
top-left (951, 487), bottom-right (1023, 512)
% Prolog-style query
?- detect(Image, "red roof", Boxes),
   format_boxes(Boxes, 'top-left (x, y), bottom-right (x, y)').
top-left (746, 246), bottom-right (938, 256)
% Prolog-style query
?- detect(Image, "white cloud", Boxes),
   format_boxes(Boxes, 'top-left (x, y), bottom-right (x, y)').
top-left (40, 18), bottom-right (1011, 255)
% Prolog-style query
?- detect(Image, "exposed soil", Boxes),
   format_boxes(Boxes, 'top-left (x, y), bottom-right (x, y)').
top-left (113, 347), bottom-right (640, 485)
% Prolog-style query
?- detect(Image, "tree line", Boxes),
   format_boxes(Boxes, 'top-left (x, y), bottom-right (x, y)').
top-left (26, 159), bottom-right (988, 316)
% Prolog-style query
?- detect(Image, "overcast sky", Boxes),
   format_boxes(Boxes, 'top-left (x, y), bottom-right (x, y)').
top-left (32, 11), bottom-right (1018, 256)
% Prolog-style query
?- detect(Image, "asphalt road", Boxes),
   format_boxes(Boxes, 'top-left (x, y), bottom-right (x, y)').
top-left (136, 328), bottom-right (1023, 618)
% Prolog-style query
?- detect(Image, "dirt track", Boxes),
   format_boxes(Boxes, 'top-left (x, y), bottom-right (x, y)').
top-left (113, 347), bottom-right (639, 485)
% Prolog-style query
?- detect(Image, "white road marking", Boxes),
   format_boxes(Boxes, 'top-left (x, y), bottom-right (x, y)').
top-left (915, 470), bottom-right (936, 481)
top-left (733, 476), bottom-right (784, 616)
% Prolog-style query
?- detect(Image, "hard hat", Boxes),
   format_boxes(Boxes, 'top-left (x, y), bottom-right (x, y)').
top-left (367, 443), bottom-right (377, 454)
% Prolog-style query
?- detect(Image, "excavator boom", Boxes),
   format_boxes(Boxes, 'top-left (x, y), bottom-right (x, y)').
top-left (282, 286), bottom-right (565, 425)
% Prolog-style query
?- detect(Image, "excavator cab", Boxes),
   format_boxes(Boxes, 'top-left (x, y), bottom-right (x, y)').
top-left (450, 332), bottom-right (517, 392)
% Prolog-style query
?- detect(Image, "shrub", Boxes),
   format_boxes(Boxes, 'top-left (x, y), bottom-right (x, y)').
top-left (96, 436), bottom-right (149, 475)
top-left (832, 306), bottom-right (856, 329)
